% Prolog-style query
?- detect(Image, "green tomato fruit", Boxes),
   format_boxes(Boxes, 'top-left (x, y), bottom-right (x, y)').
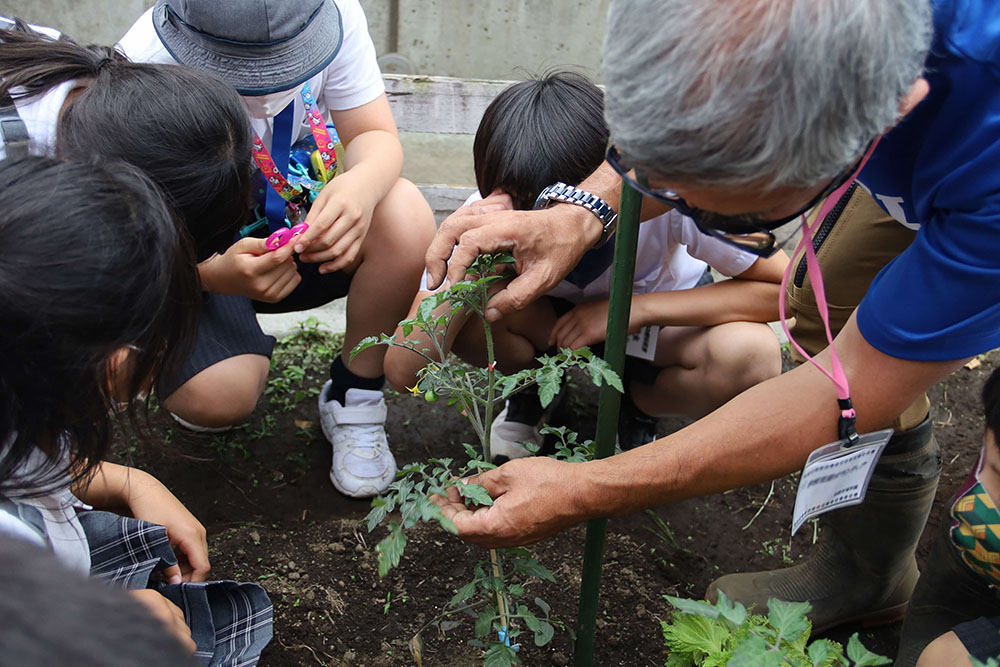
top-left (424, 390), bottom-right (439, 403)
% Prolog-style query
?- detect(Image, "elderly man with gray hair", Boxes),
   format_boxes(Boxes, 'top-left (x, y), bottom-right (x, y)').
top-left (428, 0), bottom-right (1000, 663)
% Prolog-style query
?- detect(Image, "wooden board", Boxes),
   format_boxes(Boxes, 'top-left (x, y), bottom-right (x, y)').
top-left (384, 74), bottom-right (513, 135)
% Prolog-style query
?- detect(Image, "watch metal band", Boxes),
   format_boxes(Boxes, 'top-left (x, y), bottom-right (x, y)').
top-left (533, 182), bottom-right (618, 247)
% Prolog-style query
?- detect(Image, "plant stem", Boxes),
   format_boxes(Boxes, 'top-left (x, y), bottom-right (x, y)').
top-left (480, 292), bottom-right (497, 462)
top-left (489, 548), bottom-right (510, 638)
top-left (480, 288), bottom-right (509, 640)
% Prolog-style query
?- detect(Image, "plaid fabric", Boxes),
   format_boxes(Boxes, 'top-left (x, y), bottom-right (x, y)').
top-left (78, 511), bottom-right (272, 667)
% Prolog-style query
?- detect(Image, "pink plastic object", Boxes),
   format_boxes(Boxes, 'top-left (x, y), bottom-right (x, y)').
top-left (265, 223), bottom-right (309, 251)
top-left (265, 227), bottom-right (291, 250)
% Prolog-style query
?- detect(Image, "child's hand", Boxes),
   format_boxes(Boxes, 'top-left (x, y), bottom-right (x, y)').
top-left (296, 175), bottom-right (376, 273)
top-left (198, 236), bottom-right (300, 302)
top-left (549, 300), bottom-right (644, 350)
top-left (127, 589), bottom-right (196, 655)
top-left (126, 472), bottom-right (211, 583)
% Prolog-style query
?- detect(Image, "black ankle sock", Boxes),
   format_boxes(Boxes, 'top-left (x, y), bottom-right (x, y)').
top-left (328, 356), bottom-right (385, 404)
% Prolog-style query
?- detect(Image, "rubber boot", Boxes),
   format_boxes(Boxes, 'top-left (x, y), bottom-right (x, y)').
top-left (892, 501), bottom-right (1000, 666)
top-left (707, 417), bottom-right (941, 633)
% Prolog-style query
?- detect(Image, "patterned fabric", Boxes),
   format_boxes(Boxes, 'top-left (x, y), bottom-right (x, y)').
top-left (79, 511), bottom-right (272, 667)
top-left (950, 451), bottom-right (1000, 589)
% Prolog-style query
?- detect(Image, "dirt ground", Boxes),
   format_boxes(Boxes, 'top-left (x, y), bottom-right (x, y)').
top-left (111, 323), bottom-right (997, 666)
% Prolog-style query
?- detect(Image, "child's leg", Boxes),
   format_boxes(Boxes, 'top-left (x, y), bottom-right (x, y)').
top-left (335, 178), bottom-right (435, 390)
top-left (451, 296), bottom-right (562, 462)
top-left (384, 291), bottom-right (476, 392)
top-left (385, 279), bottom-right (559, 391)
top-left (451, 296), bottom-right (559, 370)
top-left (632, 321), bottom-right (781, 419)
top-left (320, 177), bottom-right (435, 498)
top-left (159, 294), bottom-right (273, 429)
top-left (162, 355), bottom-right (270, 428)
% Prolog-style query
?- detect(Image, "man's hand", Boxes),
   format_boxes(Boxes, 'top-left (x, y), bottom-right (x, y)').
top-left (425, 201), bottom-right (601, 322)
top-left (198, 237), bottom-right (300, 302)
top-left (128, 589), bottom-right (196, 655)
top-left (432, 457), bottom-right (592, 547)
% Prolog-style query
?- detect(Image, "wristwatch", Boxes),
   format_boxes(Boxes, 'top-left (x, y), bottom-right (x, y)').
top-left (533, 182), bottom-right (619, 247)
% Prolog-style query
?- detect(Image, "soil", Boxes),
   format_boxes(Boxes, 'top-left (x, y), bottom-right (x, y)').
top-left (111, 331), bottom-right (998, 667)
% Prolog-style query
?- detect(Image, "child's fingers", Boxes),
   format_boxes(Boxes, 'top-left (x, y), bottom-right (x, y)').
top-left (268, 267), bottom-right (303, 302)
top-left (127, 589), bottom-right (196, 655)
top-left (228, 236), bottom-right (269, 255)
top-left (548, 311), bottom-right (575, 347)
top-left (320, 232), bottom-right (363, 274)
top-left (161, 563), bottom-right (183, 586)
top-left (298, 198), bottom-right (344, 252)
top-left (179, 548), bottom-right (210, 582)
top-left (319, 239), bottom-right (362, 273)
top-left (174, 532), bottom-right (210, 582)
top-left (268, 237), bottom-right (298, 263)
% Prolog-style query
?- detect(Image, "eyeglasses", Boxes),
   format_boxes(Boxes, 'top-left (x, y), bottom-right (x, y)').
top-left (605, 143), bottom-right (869, 257)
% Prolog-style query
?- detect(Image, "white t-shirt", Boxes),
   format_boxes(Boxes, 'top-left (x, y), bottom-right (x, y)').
top-left (118, 0), bottom-right (385, 149)
top-left (0, 442), bottom-right (91, 575)
top-left (0, 19), bottom-right (74, 160)
top-left (422, 193), bottom-right (758, 304)
top-left (547, 208), bottom-right (757, 303)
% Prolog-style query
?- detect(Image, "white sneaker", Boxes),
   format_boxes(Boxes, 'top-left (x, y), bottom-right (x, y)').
top-left (319, 382), bottom-right (396, 498)
top-left (489, 405), bottom-right (542, 461)
top-left (489, 387), bottom-right (568, 462)
top-left (169, 411), bottom-right (233, 434)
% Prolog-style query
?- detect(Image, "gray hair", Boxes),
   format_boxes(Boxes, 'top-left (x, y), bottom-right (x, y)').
top-left (603, 0), bottom-right (932, 189)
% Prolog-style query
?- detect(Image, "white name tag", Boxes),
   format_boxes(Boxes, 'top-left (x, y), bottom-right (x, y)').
top-left (791, 428), bottom-right (893, 535)
top-left (625, 325), bottom-right (660, 361)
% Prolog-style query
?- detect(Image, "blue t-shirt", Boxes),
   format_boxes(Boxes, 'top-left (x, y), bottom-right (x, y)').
top-left (856, 0), bottom-right (1000, 361)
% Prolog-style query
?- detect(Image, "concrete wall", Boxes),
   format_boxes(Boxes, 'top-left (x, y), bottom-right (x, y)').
top-left (0, 0), bottom-right (153, 45)
top-left (0, 1), bottom-right (608, 81)
top-left (0, 1), bottom-right (608, 189)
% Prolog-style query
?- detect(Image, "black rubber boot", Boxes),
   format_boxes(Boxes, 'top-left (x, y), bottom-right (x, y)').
top-left (892, 501), bottom-right (1000, 666)
top-left (707, 417), bottom-right (941, 633)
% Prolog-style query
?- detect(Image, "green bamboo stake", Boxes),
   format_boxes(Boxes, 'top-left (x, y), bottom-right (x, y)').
top-left (573, 179), bottom-right (642, 666)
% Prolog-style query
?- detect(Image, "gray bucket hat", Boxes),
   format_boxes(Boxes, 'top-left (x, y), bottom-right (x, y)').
top-left (152, 0), bottom-right (343, 96)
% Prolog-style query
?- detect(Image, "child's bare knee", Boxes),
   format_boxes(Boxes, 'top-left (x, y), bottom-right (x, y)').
top-left (916, 631), bottom-right (970, 667)
top-left (163, 354), bottom-right (269, 427)
top-left (384, 347), bottom-right (420, 393)
top-left (706, 323), bottom-right (780, 387)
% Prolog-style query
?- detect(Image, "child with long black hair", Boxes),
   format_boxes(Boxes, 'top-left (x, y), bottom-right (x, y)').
top-left (0, 155), bottom-right (271, 666)
top-left (0, 17), bottom-right (253, 262)
top-left (120, 0), bottom-right (437, 498)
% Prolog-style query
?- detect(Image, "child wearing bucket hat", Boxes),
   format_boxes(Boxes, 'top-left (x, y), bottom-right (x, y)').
top-left (119, 0), bottom-right (436, 499)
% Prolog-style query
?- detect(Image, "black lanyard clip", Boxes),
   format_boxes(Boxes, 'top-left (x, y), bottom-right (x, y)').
top-left (837, 397), bottom-right (860, 445)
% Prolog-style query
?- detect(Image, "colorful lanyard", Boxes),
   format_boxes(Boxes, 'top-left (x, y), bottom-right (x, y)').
top-left (777, 138), bottom-right (881, 443)
top-left (251, 81), bottom-right (338, 225)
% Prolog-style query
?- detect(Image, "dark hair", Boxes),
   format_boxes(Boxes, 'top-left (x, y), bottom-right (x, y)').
top-left (0, 537), bottom-right (194, 666)
top-left (0, 25), bottom-right (252, 261)
top-left (473, 70), bottom-right (608, 211)
top-left (984, 367), bottom-right (1000, 441)
top-left (0, 155), bottom-right (199, 495)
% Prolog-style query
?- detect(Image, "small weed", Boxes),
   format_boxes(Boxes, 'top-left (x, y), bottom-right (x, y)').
top-left (759, 537), bottom-right (795, 566)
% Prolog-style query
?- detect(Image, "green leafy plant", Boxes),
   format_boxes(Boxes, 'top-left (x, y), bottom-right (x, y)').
top-left (660, 591), bottom-right (891, 667)
top-left (266, 316), bottom-right (343, 412)
top-left (352, 253), bottom-right (621, 665)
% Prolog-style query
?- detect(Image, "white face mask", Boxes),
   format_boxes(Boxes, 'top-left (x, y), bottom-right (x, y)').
top-left (242, 87), bottom-right (300, 119)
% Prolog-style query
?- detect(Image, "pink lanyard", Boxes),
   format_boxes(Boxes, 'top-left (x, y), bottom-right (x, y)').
top-left (250, 81), bottom-right (338, 203)
top-left (777, 138), bottom-right (881, 443)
